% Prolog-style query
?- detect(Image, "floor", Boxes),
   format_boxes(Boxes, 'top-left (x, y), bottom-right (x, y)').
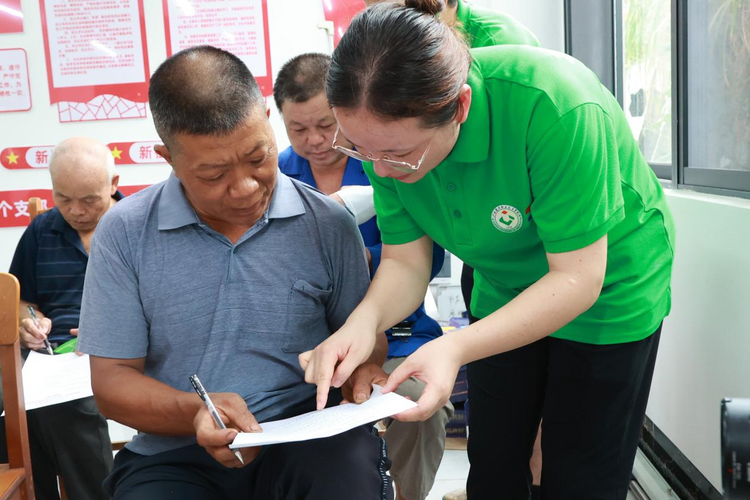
top-left (425, 449), bottom-right (470, 500)
top-left (420, 449), bottom-right (640, 500)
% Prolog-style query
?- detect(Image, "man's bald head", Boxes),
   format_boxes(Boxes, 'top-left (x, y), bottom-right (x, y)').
top-left (49, 138), bottom-right (119, 233)
top-left (49, 137), bottom-right (115, 184)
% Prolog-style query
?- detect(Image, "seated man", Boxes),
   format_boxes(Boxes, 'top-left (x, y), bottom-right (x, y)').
top-left (275, 53), bottom-right (453, 500)
top-left (3, 137), bottom-right (119, 500)
top-left (77, 45), bottom-right (393, 499)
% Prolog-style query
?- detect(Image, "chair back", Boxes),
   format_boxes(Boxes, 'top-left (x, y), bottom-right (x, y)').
top-left (0, 273), bottom-right (35, 499)
top-left (28, 198), bottom-right (50, 221)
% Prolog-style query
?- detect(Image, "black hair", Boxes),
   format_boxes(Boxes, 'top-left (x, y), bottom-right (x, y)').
top-left (273, 53), bottom-right (331, 112)
top-left (327, 2), bottom-right (471, 128)
top-left (148, 45), bottom-right (265, 147)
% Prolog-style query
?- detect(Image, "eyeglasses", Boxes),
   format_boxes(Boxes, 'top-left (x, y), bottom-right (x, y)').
top-left (332, 125), bottom-right (431, 173)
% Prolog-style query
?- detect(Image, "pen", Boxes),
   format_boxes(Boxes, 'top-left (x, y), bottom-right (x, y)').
top-left (189, 374), bottom-right (245, 465)
top-left (26, 306), bottom-right (54, 356)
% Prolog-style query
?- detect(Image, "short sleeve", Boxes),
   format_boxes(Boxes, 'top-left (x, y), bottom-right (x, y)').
top-left (324, 206), bottom-right (371, 332)
top-left (8, 221), bottom-right (40, 304)
top-left (527, 103), bottom-right (625, 253)
top-left (364, 161), bottom-right (426, 245)
top-left (77, 215), bottom-right (149, 359)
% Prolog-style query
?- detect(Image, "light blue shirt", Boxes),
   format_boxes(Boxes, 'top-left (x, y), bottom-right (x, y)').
top-left (78, 171), bottom-right (370, 455)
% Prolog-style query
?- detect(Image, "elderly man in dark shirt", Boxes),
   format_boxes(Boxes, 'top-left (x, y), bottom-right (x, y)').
top-left (2, 137), bottom-right (120, 500)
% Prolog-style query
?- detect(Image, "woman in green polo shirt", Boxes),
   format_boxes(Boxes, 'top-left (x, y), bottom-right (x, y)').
top-left (303, 1), bottom-right (675, 498)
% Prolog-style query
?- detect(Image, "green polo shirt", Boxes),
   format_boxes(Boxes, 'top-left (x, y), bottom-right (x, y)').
top-left (456, 0), bottom-right (541, 48)
top-left (366, 46), bottom-right (675, 345)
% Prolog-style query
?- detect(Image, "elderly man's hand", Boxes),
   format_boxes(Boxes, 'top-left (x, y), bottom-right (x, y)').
top-left (19, 317), bottom-right (52, 351)
top-left (340, 362), bottom-right (389, 404)
top-left (193, 392), bottom-right (262, 468)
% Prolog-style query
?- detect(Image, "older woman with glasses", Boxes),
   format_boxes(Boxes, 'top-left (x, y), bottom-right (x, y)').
top-left (301, 1), bottom-right (675, 498)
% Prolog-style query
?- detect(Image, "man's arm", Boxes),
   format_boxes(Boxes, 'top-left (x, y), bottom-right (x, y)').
top-left (90, 356), bottom-right (257, 435)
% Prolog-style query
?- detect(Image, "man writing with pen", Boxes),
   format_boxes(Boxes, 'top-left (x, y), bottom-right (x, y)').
top-left (77, 46), bottom-right (395, 499)
top-left (2, 137), bottom-right (120, 500)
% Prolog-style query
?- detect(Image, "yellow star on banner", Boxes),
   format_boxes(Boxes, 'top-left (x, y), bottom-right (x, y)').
top-left (6, 151), bottom-right (19, 165)
top-left (111, 147), bottom-right (122, 160)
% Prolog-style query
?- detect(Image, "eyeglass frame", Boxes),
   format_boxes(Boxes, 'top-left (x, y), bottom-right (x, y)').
top-left (331, 125), bottom-right (432, 173)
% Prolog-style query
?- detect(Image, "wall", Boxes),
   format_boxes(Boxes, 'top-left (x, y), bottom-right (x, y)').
top-left (0, 0), bottom-right (332, 270)
top-left (647, 190), bottom-right (750, 490)
top-left (482, 0), bottom-right (565, 51)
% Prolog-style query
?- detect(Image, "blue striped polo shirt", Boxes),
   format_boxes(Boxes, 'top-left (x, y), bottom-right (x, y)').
top-left (9, 192), bottom-right (124, 345)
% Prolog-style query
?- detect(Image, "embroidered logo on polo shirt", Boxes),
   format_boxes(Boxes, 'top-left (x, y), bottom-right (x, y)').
top-left (491, 205), bottom-right (523, 233)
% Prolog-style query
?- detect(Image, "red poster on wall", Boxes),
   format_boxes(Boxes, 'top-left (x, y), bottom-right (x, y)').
top-left (0, 48), bottom-right (32, 113)
top-left (0, 0), bottom-right (24, 34)
top-left (0, 185), bottom-right (150, 228)
top-left (162, 0), bottom-right (273, 96)
top-left (322, 0), bottom-right (366, 48)
top-left (38, 0), bottom-right (150, 123)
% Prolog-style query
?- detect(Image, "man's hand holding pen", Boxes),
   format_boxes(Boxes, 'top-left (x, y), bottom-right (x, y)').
top-left (193, 391), bottom-right (263, 468)
top-left (20, 306), bottom-right (53, 353)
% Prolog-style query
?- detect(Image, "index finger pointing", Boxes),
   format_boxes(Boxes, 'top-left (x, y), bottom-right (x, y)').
top-left (314, 348), bottom-right (340, 410)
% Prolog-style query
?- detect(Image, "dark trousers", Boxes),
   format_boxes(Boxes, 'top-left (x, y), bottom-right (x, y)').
top-left (106, 424), bottom-right (393, 500)
top-left (466, 325), bottom-right (662, 500)
top-left (460, 263), bottom-right (480, 324)
top-left (0, 350), bottom-right (112, 500)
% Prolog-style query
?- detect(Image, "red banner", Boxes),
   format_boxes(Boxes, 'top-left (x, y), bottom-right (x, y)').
top-left (0, 0), bottom-right (23, 34)
top-left (0, 185), bottom-right (149, 228)
top-left (163, 0), bottom-right (273, 96)
top-left (1, 146), bottom-right (54, 169)
top-left (322, 0), bottom-right (366, 48)
top-left (108, 141), bottom-right (167, 166)
top-left (38, 0), bottom-right (150, 106)
top-left (2, 143), bottom-right (169, 169)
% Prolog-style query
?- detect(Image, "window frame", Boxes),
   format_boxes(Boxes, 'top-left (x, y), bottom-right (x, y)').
top-left (564, 0), bottom-right (750, 199)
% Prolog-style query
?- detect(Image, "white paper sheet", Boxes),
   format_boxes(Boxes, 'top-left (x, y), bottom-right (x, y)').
top-left (230, 385), bottom-right (418, 449)
top-left (21, 351), bottom-right (93, 411)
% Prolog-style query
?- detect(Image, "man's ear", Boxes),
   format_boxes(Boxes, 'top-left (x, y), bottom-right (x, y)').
top-left (154, 144), bottom-right (173, 165)
top-left (110, 174), bottom-right (120, 195)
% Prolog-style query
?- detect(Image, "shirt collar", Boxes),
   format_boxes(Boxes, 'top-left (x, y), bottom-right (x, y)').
top-left (157, 170), bottom-right (304, 231)
top-left (158, 173), bottom-right (200, 230)
top-left (50, 190), bottom-right (125, 234)
top-left (268, 170), bottom-right (305, 219)
top-left (445, 62), bottom-right (490, 164)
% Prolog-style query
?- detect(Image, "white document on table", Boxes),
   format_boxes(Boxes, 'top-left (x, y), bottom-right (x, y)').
top-left (21, 351), bottom-right (93, 411)
top-left (230, 385), bottom-right (418, 449)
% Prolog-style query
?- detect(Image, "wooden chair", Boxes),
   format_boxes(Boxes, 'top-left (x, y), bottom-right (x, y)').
top-left (0, 273), bottom-right (35, 499)
top-left (27, 199), bottom-right (49, 221)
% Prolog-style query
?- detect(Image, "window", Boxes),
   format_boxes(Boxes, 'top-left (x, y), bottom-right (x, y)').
top-left (622, 0), bottom-right (672, 168)
top-left (566, 0), bottom-right (750, 197)
top-left (681, 0), bottom-right (750, 193)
